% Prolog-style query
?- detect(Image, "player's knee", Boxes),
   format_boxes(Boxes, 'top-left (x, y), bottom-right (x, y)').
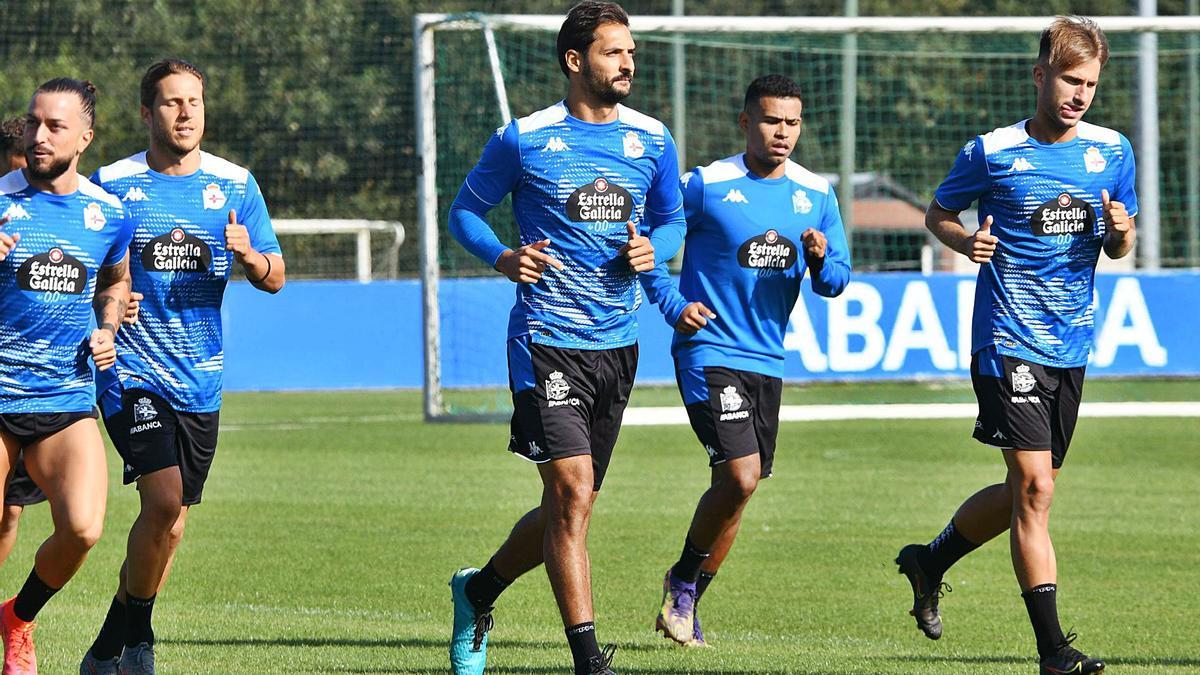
top-left (167, 515), bottom-right (187, 549)
top-left (1016, 476), bottom-right (1055, 514)
top-left (59, 517), bottom-right (103, 552)
top-left (547, 480), bottom-right (593, 522)
top-left (720, 471), bottom-right (758, 504)
top-left (140, 494), bottom-right (183, 534)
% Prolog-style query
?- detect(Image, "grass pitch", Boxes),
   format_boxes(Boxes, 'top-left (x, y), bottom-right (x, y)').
top-left (2, 380), bottom-right (1197, 673)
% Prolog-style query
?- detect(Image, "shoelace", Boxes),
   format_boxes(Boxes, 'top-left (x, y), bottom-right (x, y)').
top-left (588, 643), bottom-right (617, 673)
top-left (8, 625), bottom-right (35, 669)
top-left (471, 611), bottom-right (493, 652)
top-left (929, 581), bottom-right (952, 606)
top-left (1055, 630), bottom-right (1085, 660)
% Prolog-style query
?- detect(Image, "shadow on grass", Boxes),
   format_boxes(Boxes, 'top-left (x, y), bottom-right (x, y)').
top-left (163, 636), bottom-right (658, 652)
top-left (883, 654), bottom-right (1200, 668)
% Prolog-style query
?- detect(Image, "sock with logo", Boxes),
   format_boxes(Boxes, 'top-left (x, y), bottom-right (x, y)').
top-left (566, 621), bottom-right (603, 674)
top-left (13, 568), bottom-right (60, 622)
top-left (696, 570), bottom-right (716, 602)
top-left (125, 594), bottom-right (156, 648)
top-left (1022, 583), bottom-right (1067, 658)
top-left (464, 558), bottom-right (511, 612)
top-left (670, 536), bottom-right (712, 584)
top-left (89, 597), bottom-right (127, 660)
top-left (920, 519), bottom-right (980, 579)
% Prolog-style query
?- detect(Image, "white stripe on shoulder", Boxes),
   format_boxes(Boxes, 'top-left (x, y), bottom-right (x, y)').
top-left (0, 170), bottom-right (29, 196)
top-left (616, 105), bottom-right (665, 136)
top-left (784, 160), bottom-right (832, 194)
top-left (95, 152), bottom-right (150, 183)
top-left (697, 154), bottom-right (748, 185)
top-left (1076, 121), bottom-right (1122, 146)
top-left (199, 152), bottom-right (251, 183)
top-left (980, 121), bottom-right (1030, 155)
top-left (516, 102), bottom-right (569, 134)
top-left (78, 175), bottom-right (123, 208)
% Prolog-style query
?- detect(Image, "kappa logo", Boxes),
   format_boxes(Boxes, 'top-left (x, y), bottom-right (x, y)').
top-left (2, 203), bottom-right (30, 221)
top-left (622, 130), bottom-right (645, 159)
top-left (83, 202), bottom-right (106, 231)
top-left (122, 186), bottom-right (149, 202)
top-left (792, 188), bottom-right (813, 214)
top-left (1084, 146), bottom-right (1107, 174)
top-left (1011, 157), bottom-right (1035, 172)
top-left (202, 183), bottom-right (227, 210)
top-left (722, 189), bottom-right (749, 204)
top-left (133, 397), bottom-right (158, 423)
top-left (528, 440), bottom-right (543, 457)
top-left (703, 444), bottom-right (718, 459)
top-left (680, 171), bottom-right (693, 188)
top-left (992, 430), bottom-right (1007, 441)
top-left (542, 136), bottom-right (570, 152)
top-left (963, 139), bottom-right (976, 160)
top-left (1011, 364), bottom-right (1037, 394)
top-left (719, 385), bottom-right (743, 412)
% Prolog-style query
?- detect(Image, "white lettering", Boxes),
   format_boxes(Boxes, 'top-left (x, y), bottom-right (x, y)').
top-left (783, 293), bottom-right (828, 372)
top-left (827, 282), bottom-right (885, 372)
top-left (883, 281), bottom-right (956, 371)
top-left (1093, 277), bottom-right (1167, 368)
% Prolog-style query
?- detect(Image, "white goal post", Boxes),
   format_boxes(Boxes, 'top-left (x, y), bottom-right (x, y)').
top-left (415, 13), bottom-right (1200, 421)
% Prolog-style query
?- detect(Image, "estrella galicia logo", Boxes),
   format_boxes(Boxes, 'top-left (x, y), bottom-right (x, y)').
top-left (737, 229), bottom-right (798, 270)
top-left (17, 247), bottom-right (88, 295)
top-left (1030, 193), bottom-right (1095, 238)
top-left (567, 177), bottom-right (633, 223)
top-left (142, 228), bottom-right (212, 273)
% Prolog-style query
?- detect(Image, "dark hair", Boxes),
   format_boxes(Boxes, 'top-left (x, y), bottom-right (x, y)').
top-left (744, 74), bottom-right (803, 112)
top-left (557, 1), bottom-right (630, 77)
top-left (0, 117), bottom-right (25, 156)
top-left (1039, 16), bottom-right (1109, 70)
top-left (32, 78), bottom-right (98, 128)
top-left (140, 58), bottom-right (207, 108)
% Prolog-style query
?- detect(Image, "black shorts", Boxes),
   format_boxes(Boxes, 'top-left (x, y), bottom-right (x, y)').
top-left (507, 336), bottom-right (638, 491)
top-left (4, 453), bottom-right (46, 507)
top-left (102, 389), bottom-right (219, 506)
top-left (970, 348), bottom-right (1085, 469)
top-left (677, 366), bottom-right (782, 478)
top-left (0, 409), bottom-right (99, 448)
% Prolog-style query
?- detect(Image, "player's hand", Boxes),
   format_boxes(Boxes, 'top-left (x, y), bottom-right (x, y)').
top-left (962, 215), bottom-right (997, 264)
top-left (1101, 189), bottom-right (1133, 236)
top-left (619, 221), bottom-right (655, 272)
top-left (123, 291), bottom-right (143, 324)
top-left (801, 227), bottom-right (827, 263)
top-left (90, 326), bottom-right (117, 371)
top-left (675, 301), bottom-right (716, 336)
top-left (224, 209), bottom-right (253, 262)
top-left (0, 217), bottom-right (19, 263)
top-left (495, 239), bottom-right (564, 284)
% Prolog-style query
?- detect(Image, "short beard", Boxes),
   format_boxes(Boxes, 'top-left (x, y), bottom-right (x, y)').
top-left (581, 60), bottom-right (631, 106)
top-left (151, 124), bottom-right (199, 158)
top-left (23, 151), bottom-right (72, 182)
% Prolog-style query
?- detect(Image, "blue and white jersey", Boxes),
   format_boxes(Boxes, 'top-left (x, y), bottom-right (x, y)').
top-left (641, 154), bottom-right (851, 379)
top-left (935, 120), bottom-right (1138, 368)
top-left (0, 170), bottom-right (131, 413)
top-left (92, 152), bottom-right (281, 414)
top-left (449, 101), bottom-right (686, 350)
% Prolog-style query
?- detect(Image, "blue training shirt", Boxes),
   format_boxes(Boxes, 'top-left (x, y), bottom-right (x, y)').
top-left (449, 101), bottom-right (686, 350)
top-left (935, 120), bottom-right (1138, 368)
top-left (641, 154), bottom-right (851, 379)
top-left (0, 170), bottom-right (132, 413)
top-left (92, 151), bottom-right (281, 414)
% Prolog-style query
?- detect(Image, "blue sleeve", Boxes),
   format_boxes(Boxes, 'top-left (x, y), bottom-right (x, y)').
top-left (933, 137), bottom-right (989, 212)
top-left (1114, 134), bottom-right (1139, 218)
top-left (644, 129), bottom-right (686, 264)
top-left (448, 122), bottom-right (523, 267)
top-left (809, 188), bottom-right (851, 298)
top-left (638, 167), bottom-right (702, 327)
top-left (103, 210), bottom-right (134, 268)
top-left (242, 173), bottom-right (281, 255)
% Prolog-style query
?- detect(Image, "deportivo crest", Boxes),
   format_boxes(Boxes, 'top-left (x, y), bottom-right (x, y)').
top-left (1084, 146), bottom-right (1107, 174)
top-left (792, 188), bottom-right (813, 214)
top-left (719, 385), bottom-right (743, 412)
top-left (545, 371), bottom-right (570, 401)
top-left (133, 397), bottom-right (158, 422)
top-left (622, 130), bottom-right (645, 159)
top-left (1011, 364), bottom-right (1036, 394)
top-left (202, 183), bottom-right (227, 210)
top-left (84, 202), bottom-right (107, 231)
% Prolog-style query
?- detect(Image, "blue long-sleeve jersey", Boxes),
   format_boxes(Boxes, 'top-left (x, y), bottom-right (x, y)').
top-left (448, 101), bottom-right (686, 350)
top-left (641, 154), bottom-right (851, 378)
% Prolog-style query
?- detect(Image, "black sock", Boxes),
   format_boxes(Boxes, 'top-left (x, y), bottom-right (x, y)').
top-left (13, 569), bottom-right (59, 622)
top-left (90, 597), bottom-right (127, 660)
top-left (1022, 583), bottom-right (1066, 658)
top-left (125, 594), bottom-right (156, 648)
top-left (696, 570), bottom-right (716, 602)
top-left (565, 621), bottom-right (602, 674)
top-left (464, 558), bottom-right (511, 612)
top-left (670, 537), bottom-right (711, 584)
top-left (921, 519), bottom-right (980, 579)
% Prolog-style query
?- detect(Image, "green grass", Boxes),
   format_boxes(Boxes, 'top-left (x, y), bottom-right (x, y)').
top-left (2, 382), bottom-right (1198, 673)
